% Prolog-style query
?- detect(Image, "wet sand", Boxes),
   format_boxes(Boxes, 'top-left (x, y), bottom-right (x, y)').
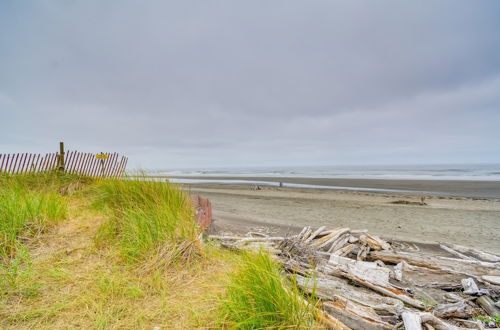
top-left (170, 176), bottom-right (500, 198)
top-left (182, 183), bottom-right (500, 254)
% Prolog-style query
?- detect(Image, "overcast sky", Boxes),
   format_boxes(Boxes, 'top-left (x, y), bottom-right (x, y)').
top-left (1, 1), bottom-right (499, 169)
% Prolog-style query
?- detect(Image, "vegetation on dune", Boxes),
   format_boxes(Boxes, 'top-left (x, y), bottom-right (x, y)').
top-left (219, 250), bottom-right (317, 329)
top-left (0, 188), bottom-right (67, 259)
top-left (1, 171), bottom-right (92, 194)
top-left (0, 173), bottom-right (72, 293)
top-left (0, 172), bottom-right (93, 259)
top-left (0, 172), bottom-right (317, 329)
top-left (93, 177), bottom-right (202, 269)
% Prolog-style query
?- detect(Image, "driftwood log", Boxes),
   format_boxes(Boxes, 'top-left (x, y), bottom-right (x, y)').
top-left (419, 312), bottom-right (473, 330)
top-left (402, 311), bottom-right (422, 330)
top-left (432, 301), bottom-right (475, 319)
top-left (367, 250), bottom-right (500, 277)
top-left (318, 262), bottom-right (425, 310)
top-left (323, 299), bottom-right (395, 330)
top-left (449, 244), bottom-right (500, 263)
top-left (210, 226), bottom-right (500, 330)
top-left (296, 274), bottom-right (404, 315)
top-left (476, 296), bottom-right (500, 317)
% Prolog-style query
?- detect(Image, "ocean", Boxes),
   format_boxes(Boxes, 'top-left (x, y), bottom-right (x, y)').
top-left (153, 164), bottom-right (500, 181)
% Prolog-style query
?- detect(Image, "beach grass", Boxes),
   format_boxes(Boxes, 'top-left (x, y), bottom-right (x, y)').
top-left (0, 187), bottom-right (67, 258)
top-left (0, 173), bottom-right (70, 293)
top-left (0, 172), bottom-right (317, 329)
top-left (218, 249), bottom-right (317, 329)
top-left (93, 177), bottom-right (202, 270)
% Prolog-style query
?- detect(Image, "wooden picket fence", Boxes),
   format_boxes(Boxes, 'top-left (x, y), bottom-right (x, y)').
top-left (0, 151), bottom-right (128, 178)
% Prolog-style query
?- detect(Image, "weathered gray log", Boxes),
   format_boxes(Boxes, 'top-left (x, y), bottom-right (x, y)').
top-left (359, 234), bottom-right (391, 251)
top-left (393, 261), bottom-right (404, 281)
top-left (209, 235), bottom-right (286, 242)
top-left (419, 313), bottom-right (474, 330)
top-left (366, 234), bottom-right (391, 250)
top-left (317, 229), bottom-right (336, 237)
top-left (301, 227), bottom-right (313, 242)
top-left (311, 228), bottom-right (350, 249)
top-left (432, 301), bottom-right (475, 319)
top-left (357, 243), bottom-right (369, 261)
top-left (438, 256), bottom-right (499, 269)
top-left (476, 296), bottom-right (500, 317)
top-left (348, 235), bottom-right (359, 244)
top-left (440, 245), bottom-right (478, 262)
top-left (451, 319), bottom-right (483, 330)
top-left (297, 226), bottom-right (309, 240)
top-left (329, 255), bottom-right (391, 287)
top-left (246, 231), bottom-right (269, 238)
top-left (296, 274), bottom-right (404, 315)
top-left (394, 261), bottom-right (465, 290)
top-left (293, 286), bottom-right (350, 330)
top-left (368, 251), bottom-right (499, 277)
top-left (443, 293), bottom-right (465, 303)
top-left (237, 236), bottom-right (286, 243)
top-left (360, 234), bottom-right (385, 251)
top-left (449, 244), bottom-right (500, 263)
top-left (351, 229), bottom-right (368, 235)
top-left (322, 298), bottom-right (395, 330)
top-left (419, 313), bottom-right (462, 330)
top-left (380, 315), bottom-right (399, 325)
top-left (317, 261), bottom-right (425, 309)
top-left (328, 234), bottom-right (350, 253)
top-left (461, 278), bottom-right (488, 295)
top-left (423, 324), bottom-right (435, 330)
top-left (333, 243), bottom-right (359, 257)
top-left (402, 311), bottom-right (423, 330)
top-left (304, 226), bottom-right (326, 244)
top-left (315, 307), bottom-right (350, 330)
top-left (316, 250), bottom-right (333, 259)
top-left (481, 275), bottom-right (500, 286)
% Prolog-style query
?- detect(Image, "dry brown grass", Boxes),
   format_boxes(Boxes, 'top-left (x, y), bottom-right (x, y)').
top-left (0, 195), bottom-right (239, 329)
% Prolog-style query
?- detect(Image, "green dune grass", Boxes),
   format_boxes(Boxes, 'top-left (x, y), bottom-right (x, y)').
top-left (0, 172), bottom-right (317, 328)
top-left (93, 177), bottom-right (202, 270)
top-left (219, 250), bottom-right (317, 329)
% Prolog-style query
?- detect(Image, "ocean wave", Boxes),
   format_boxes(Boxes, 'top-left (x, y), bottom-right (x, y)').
top-left (153, 164), bottom-right (500, 181)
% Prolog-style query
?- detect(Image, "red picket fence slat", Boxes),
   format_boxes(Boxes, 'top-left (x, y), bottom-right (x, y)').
top-left (0, 150), bottom-right (128, 177)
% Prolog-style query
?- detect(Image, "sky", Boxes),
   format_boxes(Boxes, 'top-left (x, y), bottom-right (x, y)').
top-left (1, 1), bottom-right (500, 169)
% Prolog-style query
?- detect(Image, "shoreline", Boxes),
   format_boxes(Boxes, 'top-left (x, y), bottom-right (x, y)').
top-left (157, 175), bottom-right (500, 199)
top-left (184, 183), bottom-right (500, 254)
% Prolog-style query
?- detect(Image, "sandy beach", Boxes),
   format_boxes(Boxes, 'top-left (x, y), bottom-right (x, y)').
top-left (170, 176), bottom-right (500, 198)
top-left (181, 181), bottom-right (500, 254)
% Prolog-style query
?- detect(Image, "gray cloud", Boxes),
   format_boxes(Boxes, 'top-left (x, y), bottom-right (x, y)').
top-left (1, 0), bottom-right (499, 168)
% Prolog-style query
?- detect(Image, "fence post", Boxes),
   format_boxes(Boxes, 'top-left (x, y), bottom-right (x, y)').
top-left (100, 153), bottom-right (105, 177)
top-left (58, 142), bottom-right (65, 171)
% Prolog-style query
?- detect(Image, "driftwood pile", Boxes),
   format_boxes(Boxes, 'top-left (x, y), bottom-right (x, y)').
top-left (210, 227), bottom-right (500, 330)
